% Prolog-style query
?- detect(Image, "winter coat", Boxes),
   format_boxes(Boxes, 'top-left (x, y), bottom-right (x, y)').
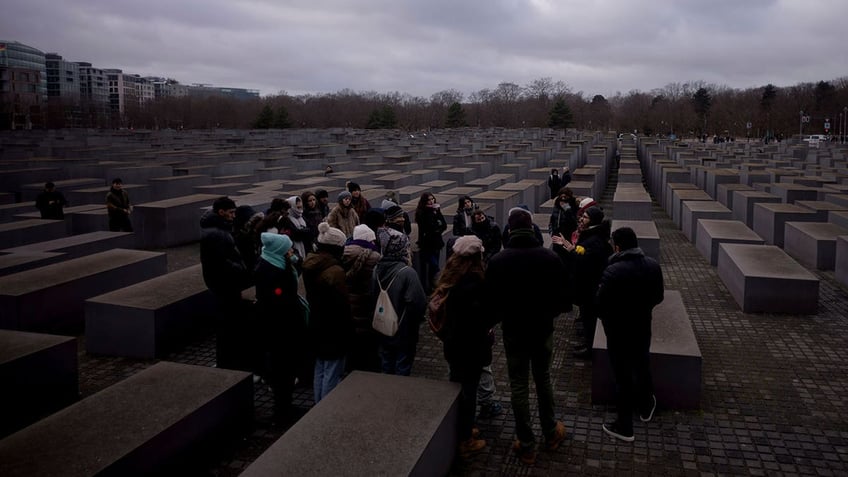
top-left (442, 273), bottom-right (493, 370)
top-left (200, 210), bottom-right (250, 299)
top-left (416, 207), bottom-right (447, 252)
top-left (558, 220), bottom-right (613, 306)
top-left (254, 257), bottom-right (305, 348)
top-left (282, 198), bottom-right (313, 259)
top-left (327, 204), bottom-right (359, 238)
top-left (486, 231), bottom-right (571, 343)
top-left (342, 241), bottom-right (382, 336)
top-left (351, 196), bottom-right (371, 223)
top-left (548, 174), bottom-right (562, 197)
top-left (371, 260), bottom-right (428, 346)
top-left (596, 248), bottom-right (664, 336)
top-left (548, 198), bottom-right (578, 239)
top-left (302, 251), bottom-right (353, 360)
top-left (470, 216), bottom-right (502, 263)
top-left (452, 209), bottom-right (474, 237)
top-left (105, 187), bottom-right (131, 219)
top-left (35, 190), bottom-right (68, 219)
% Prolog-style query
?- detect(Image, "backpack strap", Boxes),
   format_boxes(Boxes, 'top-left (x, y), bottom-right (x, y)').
top-left (379, 266), bottom-right (408, 292)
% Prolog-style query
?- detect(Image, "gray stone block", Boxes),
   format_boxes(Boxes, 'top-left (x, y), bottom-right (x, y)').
top-left (85, 264), bottom-right (215, 358)
top-left (0, 252), bottom-right (66, 277)
top-left (770, 183), bottom-right (819, 204)
top-left (0, 249), bottom-right (168, 332)
top-left (613, 189), bottom-right (652, 220)
top-left (671, 189), bottom-right (711, 227)
top-left (0, 362), bottom-right (252, 477)
top-left (0, 231), bottom-right (135, 260)
top-left (783, 221), bottom-right (848, 270)
top-left (0, 219), bottom-right (67, 249)
top-left (836, 235), bottom-right (848, 287)
top-left (134, 194), bottom-right (219, 248)
top-left (592, 290), bottom-right (701, 410)
top-left (695, 219), bottom-right (765, 266)
top-left (731, 191), bottom-right (781, 228)
top-left (681, 201), bottom-right (732, 242)
top-left (752, 203), bottom-right (818, 247)
top-left (717, 243), bottom-right (819, 314)
top-left (0, 330), bottom-right (78, 438)
top-left (241, 371), bottom-right (460, 477)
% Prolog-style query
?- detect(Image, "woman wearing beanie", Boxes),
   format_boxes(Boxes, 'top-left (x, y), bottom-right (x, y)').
top-left (549, 187), bottom-right (578, 243)
top-left (414, 192), bottom-right (447, 294)
top-left (254, 232), bottom-right (305, 424)
top-left (302, 222), bottom-right (354, 403)
top-left (372, 228), bottom-right (427, 376)
top-left (328, 190), bottom-right (359, 239)
top-left (553, 205), bottom-right (613, 359)
top-left (433, 235), bottom-right (495, 458)
top-left (301, 191), bottom-right (322, 247)
top-left (343, 224), bottom-right (382, 372)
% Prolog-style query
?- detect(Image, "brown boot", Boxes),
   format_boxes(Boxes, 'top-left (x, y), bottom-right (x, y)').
top-left (512, 440), bottom-right (537, 465)
top-left (546, 421), bottom-right (567, 450)
top-left (458, 437), bottom-right (487, 458)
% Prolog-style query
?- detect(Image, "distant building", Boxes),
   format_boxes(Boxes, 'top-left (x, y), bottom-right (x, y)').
top-left (147, 77), bottom-right (189, 99)
top-left (45, 53), bottom-right (81, 127)
top-left (188, 84), bottom-right (260, 100)
top-left (76, 61), bottom-right (110, 126)
top-left (0, 40), bottom-right (47, 129)
top-left (105, 69), bottom-right (154, 117)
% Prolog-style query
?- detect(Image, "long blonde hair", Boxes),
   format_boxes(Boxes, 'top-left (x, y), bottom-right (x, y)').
top-left (432, 251), bottom-right (484, 297)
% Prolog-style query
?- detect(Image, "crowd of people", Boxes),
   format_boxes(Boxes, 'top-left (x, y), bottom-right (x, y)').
top-left (197, 177), bottom-right (665, 464)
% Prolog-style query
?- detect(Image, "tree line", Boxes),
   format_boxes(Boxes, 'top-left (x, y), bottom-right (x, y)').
top-left (52, 76), bottom-right (848, 138)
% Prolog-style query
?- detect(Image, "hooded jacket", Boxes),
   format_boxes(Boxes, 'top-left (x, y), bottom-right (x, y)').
top-left (327, 200), bottom-right (359, 238)
top-left (372, 259), bottom-right (427, 345)
top-left (596, 247), bottom-right (664, 336)
top-left (302, 250), bottom-right (353, 359)
top-left (343, 240), bottom-right (382, 334)
top-left (200, 209), bottom-right (249, 298)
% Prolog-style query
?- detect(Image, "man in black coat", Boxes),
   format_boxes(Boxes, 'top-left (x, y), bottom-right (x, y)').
top-left (200, 196), bottom-right (252, 370)
top-left (486, 208), bottom-right (570, 464)
top-left (596, 227), bottom-right (664, 442)
top-left (35, 182), bottom-right (68, 220)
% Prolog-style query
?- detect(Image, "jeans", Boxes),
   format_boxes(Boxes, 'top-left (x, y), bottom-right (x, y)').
top-left (607, 328), bottom-right (654, 433)
top-left (313, 357), bottom-right (346, 403)
top-left (379, 323), bottom-right (420, 376)
top-left (504, 332), bottom-right (557, 447)
top-left (477, 365), bottom-right (496, 406)
top-left (418, 249), bottom-right (440, 294)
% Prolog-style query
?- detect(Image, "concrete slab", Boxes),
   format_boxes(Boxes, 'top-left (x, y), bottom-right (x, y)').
top-left (680, 200), bottom-right (732, 242)
top-left (783, 221), bottom-right (848, 270)
top-left (695, 219), bottom-right (765, 266)
top-left (0, 219), bottom-right (67, 249)
top-left (717, 244), bottom-right (819, 314)
top-left (836, 235), bottom-right (848, 287)
top-left (610, 220), bottom-right (660, 261)
top-left (241, 371), bottom-right (460, 477)
top-left (752, 203), bottom-right (818, 247)
top-left (731, 190), bottom-right (781, 228)
top-left (612, 189), bottom-right (652, 220)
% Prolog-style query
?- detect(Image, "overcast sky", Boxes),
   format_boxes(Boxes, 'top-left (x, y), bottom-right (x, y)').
top-left (3, 0), bottom-right (846, 99)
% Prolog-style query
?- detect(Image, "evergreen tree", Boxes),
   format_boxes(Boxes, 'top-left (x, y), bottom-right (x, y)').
top-left (445, 102), bottom-right (468, 128)
top-left (253, 104), bottom-right (273, 129)
top-left (692, 87), bottom-right (712, 133)
top-left (365, 105), bottom-right (398, 129)
top-left (273, 105), bottom-right (292, 128)
top-left (548, 99), bottom-right (574, 129)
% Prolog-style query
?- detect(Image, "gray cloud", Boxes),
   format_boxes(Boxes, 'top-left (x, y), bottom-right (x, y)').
top-left (2, 0), bottom-right (845, 99)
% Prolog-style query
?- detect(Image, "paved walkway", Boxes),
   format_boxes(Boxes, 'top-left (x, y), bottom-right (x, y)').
top-left (75, 169), bottom-right (848, 476)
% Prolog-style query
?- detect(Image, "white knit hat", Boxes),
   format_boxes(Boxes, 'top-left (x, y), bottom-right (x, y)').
top-left (317, 222), bottom-right (347, 247)
top-left (352, 224), bottom-right (376, 243)
top-left (452, 235), bottom-right (484, 256)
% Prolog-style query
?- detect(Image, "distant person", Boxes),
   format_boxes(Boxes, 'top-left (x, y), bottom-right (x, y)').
top-left (35, 181), bottom-right (68, 220)
top-left (315, 189), bottom-right (331, 219)
top-left (105, 178), bottom-right (133, 232)
top-left (596, 227), bottom-right (664, 442)
top-left (547, 169), bottom-right (561, 200)
top-left (501, 206), bottom-right (544, 247)
top-left (342, 224), bottom-right (382, 372)
top-left (347, 182), bottom-right (371, 222)
top-left (324, 165), bottom-right (334, 176)
top-left (414, 192), bottom-right (447, 294)
top-left (327, 191), bottom-right (359, 238)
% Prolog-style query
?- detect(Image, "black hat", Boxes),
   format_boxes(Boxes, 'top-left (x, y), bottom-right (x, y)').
top-left (585, 206), bottom-right (604, 226)
top-left (507, 207), bottom-right (533, 231)
top-left (347, 182), bottom-right (361, 192)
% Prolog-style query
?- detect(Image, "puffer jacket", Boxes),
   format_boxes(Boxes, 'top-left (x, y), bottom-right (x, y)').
top-left (343, 241), bottom-right (382, 334)
top-left (596, 247), bottom-right (664, 334)
top-left (442, 273), bottom-right (493, 370)
top-left (200, 210), bottom-right (249, 298)
top-left (302, 251), bottom-right (354, 359)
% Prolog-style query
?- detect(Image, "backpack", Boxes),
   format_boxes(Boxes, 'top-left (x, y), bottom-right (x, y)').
top-left (372, 267), bottom-right (407, 337)
top-left (427, 287), bottom-right (450, 340)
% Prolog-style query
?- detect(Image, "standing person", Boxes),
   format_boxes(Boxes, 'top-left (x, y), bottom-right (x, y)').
top-left (315, 189), bottom-right (331, 219)
top-left (414, 192), bottom-right (447, 294)
top-left (347, 182), bottom-right (371, 221)
top-left (233, 205), bottom-right (263, 278)
top-left (547, 168), bottom-right (562, 200)
top-left (106, 178), bottom-right (133, 232)
top-left (283, 196), bottom-right (313, 262)
top-left (548, 187), bottom-right (578, 241)
top-left (200, 196), bottom-right (252, 370)
top-left (35, 181), bottom-right (68, 220)
top-left (555, 206), bottom-right (613, 359)
top-left (342, 224), bottom-right (382, 372)
top-left (373, 228), bottom-right (427, 375)
top-left (384, 205), bottom-right (412, 236)
top-left (469, 207), bottom-right (502, 264)
top-left (561, 166), bottom-right (572, 188)
top-left (302, 222), bottom-right (353, 403)
top-left (501, 205), bottom-right (544, 247)
top-left (486, 208), bottom-right (571, 465)
top-left (327, 191), bottom-right (359, 239)
top-left (452, 195), bottom-right (475, 237)
top-left (596, 227), bottom-right (664, 442)
top-left (254, 232), bottom-right (306, 425)
top-left (433, 235), bottom-right (491, 458)
top-left (301, 191), bottom-right (322, 248)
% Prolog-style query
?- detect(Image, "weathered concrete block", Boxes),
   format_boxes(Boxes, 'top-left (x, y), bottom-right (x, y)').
top-left (717, 244), bottom-right (819, 314)
top-left (783, 221), bottom-right (848, 270)
top-left (695, 219), bottom-right (765, 266)
top-left (752, 203), bottom-right (818, 247)
top-left (680, 201), bottom-right (732, 242)
top-left (241, 371), bottom-right (460, 477)
top-left (610, 220), bottom-right (660, 261)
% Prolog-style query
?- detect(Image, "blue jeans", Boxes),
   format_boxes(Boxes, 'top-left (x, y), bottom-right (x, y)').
top-left (477, 364), bottom-right (496, 405)
top-left (313, 357), bottom-right (346, 403)
top-left (504, 332), bottom-right (557, 447)
top-left (379, 323), bottom-right (420, 376)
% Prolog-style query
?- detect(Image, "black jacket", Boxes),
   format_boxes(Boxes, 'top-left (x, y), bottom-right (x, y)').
top-left (486, 231), bottom-right (571, 343)
top-left (470, 216), bottom-right (502, 263)
top-left (548, 198), bottom-right (577, 238)
top-left (254, 257), bottom-right (305, 348)
top-left (596, 248), bottom-right (664, 335)
top-left (442, 273), bottom-right (492, 370)
top-left (200, 210), bottom-right (250, 299)
top-left (35, 190), bottom-right (68, 219)
top-left (416, 207), bottom-right (447, 251)
top-left (558, 220), bottom-right (613, 306)
top-left (303, 251), bottom-right (353, 360)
